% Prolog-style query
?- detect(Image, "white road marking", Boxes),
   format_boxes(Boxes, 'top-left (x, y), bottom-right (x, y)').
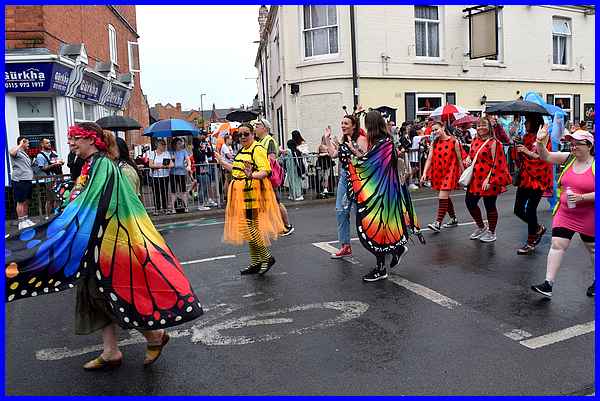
top-left (313, 242), bottom-right (360, 264)
top-left (387, 276), bottom-right (462, 310)
top-left (503, 329), bottom-right (533, 341)
top-left (242, 292), bottom-right (264, 298)
top-left (156, 220), bottom-right (224, 230)
top-left (191, 301), bottom-right (369, 346)
top-left (181, 255), bottom-right (236, 265)
top-left (412, 193), bottom-right (464, 202)
top-left (519, 321), bottom-right (595, 349)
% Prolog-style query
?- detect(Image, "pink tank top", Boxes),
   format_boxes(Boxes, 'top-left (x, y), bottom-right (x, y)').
top-left (553, 163), bottom-right (595, 237)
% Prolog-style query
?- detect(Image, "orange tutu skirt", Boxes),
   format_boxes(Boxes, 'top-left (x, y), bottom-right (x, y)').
top-left (223, 178), bottom-right (285, 245)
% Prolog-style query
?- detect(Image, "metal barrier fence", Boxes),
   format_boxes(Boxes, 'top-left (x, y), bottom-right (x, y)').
top-left (3, 145), bottom-right (526, 220)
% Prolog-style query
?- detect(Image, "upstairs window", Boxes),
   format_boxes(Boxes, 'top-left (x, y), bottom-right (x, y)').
top-left (108, 24), bottom-right (118, 65)
top-left (303, 6), bottom-right (338, 58)
top-left (552, 17), bottom-right (571, 65)
top-left (415, 6), bottom-right (440, 58)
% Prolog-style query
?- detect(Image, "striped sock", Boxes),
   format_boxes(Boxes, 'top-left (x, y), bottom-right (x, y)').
top-left (436, 199), bottom-right (449, 223)
top-left (447, 198), bottom-right (456, 219)
top-left (487, 209), bottom-right (498, 233)
top-left (467, 205), bottom-right (485, 228)
top-left (527, 234), bottom-right (537, 245)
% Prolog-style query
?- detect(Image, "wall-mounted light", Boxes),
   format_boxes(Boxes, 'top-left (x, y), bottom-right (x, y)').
top-left (516, 90), bottom-right (523, 101)
top-left (480, 95), bottom-right (487, 105)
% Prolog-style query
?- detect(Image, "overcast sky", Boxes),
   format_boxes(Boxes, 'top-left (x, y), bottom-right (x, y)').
top-left (137, 6), bottom-right (260, 111)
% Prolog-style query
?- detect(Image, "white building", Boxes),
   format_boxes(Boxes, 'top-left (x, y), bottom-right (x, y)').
top-left (255, 5), bottom-right (595, 148)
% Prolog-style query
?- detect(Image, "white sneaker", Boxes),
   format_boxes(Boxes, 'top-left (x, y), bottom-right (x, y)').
top-left (479, 230), bottom-right (497, 243)
top-left (408, 183), bottom-right (419, 191)
top-left (469, 226), bottom-right (487, 240)
top-left (294, 196), bottom-right (304, 201)
top-left (18, 219), bottom-right (35, 230)
top-left (197, 206), bottom-right (210, 211)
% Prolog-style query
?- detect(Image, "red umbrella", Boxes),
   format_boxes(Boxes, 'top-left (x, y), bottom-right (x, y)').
top-left (452, 114), bottom-right (478, 127)
top-left (430, 104), bottom-right (468, 122)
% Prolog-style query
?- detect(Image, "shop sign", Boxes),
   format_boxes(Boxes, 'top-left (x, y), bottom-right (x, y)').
top-left (74, 72), bottom-right (103, 102)
top-left (5, 62), bottom-right (73, 94)
top-left (105, 85), bottom-right (128, 109)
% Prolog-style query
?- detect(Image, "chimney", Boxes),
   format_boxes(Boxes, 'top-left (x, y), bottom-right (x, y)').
top-left (258, 5), bottom-right (268, 38)
top-left (176, 102), bottom-right (182, 111)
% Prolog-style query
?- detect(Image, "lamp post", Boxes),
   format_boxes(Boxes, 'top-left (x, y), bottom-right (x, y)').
top-left (200, 93), bottom-right (206, 129)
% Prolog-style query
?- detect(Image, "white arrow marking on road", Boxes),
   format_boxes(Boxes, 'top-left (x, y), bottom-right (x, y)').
top-left (519, 321), bottom-right (595, 349)
top-left (191, 301), bottom-right (369, 346)
top-left (180, 255), bottom-right (236, 266)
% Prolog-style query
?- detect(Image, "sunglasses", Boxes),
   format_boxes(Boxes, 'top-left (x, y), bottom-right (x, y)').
top-left (570, 140), bottom-right (590, 146)
top-left (240, 132), bottom-right (252, 138)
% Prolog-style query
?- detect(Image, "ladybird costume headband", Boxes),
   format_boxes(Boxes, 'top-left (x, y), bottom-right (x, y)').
top-left (68, 125), bottom-right (107, 151)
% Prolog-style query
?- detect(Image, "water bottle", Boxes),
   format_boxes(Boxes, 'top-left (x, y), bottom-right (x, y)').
top-left (566, 187), bottom-right (576, 209)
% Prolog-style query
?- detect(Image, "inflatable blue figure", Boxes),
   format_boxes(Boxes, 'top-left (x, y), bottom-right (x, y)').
top-left (523, 91), bottom-right (567, 210)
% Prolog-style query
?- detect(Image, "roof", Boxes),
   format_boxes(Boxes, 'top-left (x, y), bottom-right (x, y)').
top-left (5, 48), bottom-right (53, 56)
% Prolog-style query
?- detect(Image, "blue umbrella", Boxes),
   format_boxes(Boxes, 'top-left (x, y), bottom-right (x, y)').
top-left (143, 118), bottom-right (201, 137)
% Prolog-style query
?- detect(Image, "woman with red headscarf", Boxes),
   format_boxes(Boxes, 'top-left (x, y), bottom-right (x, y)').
top-left (5, 122), bottom-right (203, 370)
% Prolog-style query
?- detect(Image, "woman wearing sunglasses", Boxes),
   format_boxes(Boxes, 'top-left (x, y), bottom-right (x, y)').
top-left (531, 128), bottom-right (595, 298)
top-left (215, 123), bottom-right (285, 275)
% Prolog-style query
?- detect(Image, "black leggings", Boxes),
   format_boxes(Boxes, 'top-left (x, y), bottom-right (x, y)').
top-left (465, 193), bottom-right (497, 212)
top-left (552, 227), bottom-right (595, 243)
top-left (513, 186), bottom-right (543, 235)
top-left (152, 176), bottom-right (170, 211)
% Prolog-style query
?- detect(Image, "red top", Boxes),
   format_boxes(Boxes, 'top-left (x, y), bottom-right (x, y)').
top-left (428, 136), bottom-right (461, 191)
top-left (513, 133), bottom-right (553, 191)
top-left (468, 137), bottom-right (511, 196)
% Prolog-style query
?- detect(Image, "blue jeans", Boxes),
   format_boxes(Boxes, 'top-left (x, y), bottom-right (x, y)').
top-left (197, 173), bottom-right (210, 204)
top-left (335, 168), bottom-right (354, 245)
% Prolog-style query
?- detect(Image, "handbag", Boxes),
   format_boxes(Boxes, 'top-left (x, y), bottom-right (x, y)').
top-left (458, 139), bottom-right (491, 187)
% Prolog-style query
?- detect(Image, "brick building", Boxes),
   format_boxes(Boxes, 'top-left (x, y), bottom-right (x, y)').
top-left (5, 5), bottom-right (150, 184)
top-left (150, 102), bottom-right (233, 129)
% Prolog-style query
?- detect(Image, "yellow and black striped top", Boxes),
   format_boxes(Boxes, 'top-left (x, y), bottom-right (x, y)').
top-left (231, 141), bottom-right (270, 179)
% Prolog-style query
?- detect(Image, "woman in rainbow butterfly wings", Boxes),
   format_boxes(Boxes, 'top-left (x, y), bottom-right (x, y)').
top-left (5, 122), bottom-right (203, 370)
top-left (347, 111), bottom-right (425, 282)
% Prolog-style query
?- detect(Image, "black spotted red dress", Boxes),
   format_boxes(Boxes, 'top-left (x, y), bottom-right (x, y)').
top-left (428, 136), bottom-right (462, 191)
top-left (467, 137), bottom-right (512, 196)
top-left (512, 132), bottom-right (553, 191)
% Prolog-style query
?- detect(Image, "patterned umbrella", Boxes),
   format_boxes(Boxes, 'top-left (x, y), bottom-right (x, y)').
top-left (143, 118), bottom-right (201, 137)
top-left (429, 104), bottom-right (469, 122)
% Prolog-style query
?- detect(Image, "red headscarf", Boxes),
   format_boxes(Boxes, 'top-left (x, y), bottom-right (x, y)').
top-left (67, 125), bottom-right (107, 151)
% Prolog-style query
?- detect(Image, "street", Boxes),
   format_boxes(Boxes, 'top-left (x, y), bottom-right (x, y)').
top-left (5, 189), bottom-right (595, 395)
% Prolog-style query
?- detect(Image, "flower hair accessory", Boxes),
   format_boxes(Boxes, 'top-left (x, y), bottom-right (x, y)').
top-left (68, 125), bottom-right (107, 151)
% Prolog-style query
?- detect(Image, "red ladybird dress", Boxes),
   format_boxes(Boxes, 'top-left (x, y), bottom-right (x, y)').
top-left (428, 136), bottom-right (461, 191)
top-left (467, 137), bottom-right (512, 196)
top-left (515, 133), bottom-right (553, 191)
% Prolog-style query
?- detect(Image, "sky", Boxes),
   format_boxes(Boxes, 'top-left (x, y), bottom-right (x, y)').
top-left (137, 6), bottom-right (260, 112)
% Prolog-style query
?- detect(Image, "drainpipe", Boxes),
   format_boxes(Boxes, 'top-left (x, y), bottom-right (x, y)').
top-left (349, 5), bottom-right (359, 109)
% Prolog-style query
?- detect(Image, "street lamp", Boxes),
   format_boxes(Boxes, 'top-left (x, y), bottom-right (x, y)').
top-left (200, 93), bottom-right (206, 129)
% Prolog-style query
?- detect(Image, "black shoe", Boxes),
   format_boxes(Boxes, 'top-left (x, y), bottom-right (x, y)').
top-left (390, 245), bottom-right (408, 269)
top-left (517, 243), bottom-right (535, 255)
top-left (363, 267), bottom-right (388, 282)
top-left (258, 256), bottom-right (276, 275)
top-left (240, 263), bottom-right (261, 275)
top-left (427, 221), bottom-right (441, 233)
top-left (586, 281), bottom-right (595, 297)
top-left (280, 225), bottom-right (295, 237)
top-left (531, 280), bottom-right (553, 297)
top-left (534, 225), bottom-right (546, 245)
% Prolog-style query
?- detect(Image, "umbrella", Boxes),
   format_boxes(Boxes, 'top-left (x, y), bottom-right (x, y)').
top-left (96, 115), bottom-right (142, 131)
top-left (143, 118), bottom-right (201, 137)
top-left (211, 122), bottom-right (240, 137)
top-left (452, 114), bottom-right (478, 127)
top-left (226, 110), bottom-right (258, 122)
top-left (485, 100), bottom-right (551, 116)
top-left (429, 104), bottom-right (468, 122)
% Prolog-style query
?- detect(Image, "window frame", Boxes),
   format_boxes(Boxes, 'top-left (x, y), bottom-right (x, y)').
top-left (554, 94), bottom-right (573, 123)
top-left (127, 41), bottom-right (140, 73)
top-left (108, 24), bottom-right (118, 66)
top-left (415, 93), bottom-right (444, 118)
top-left (552, 17), bottom-right (572, 67)
top-left (73, 99), bottom-right (96, 123)
top-left (301, 5), bottom-right (340, 61)
top-left (16, 96), bottom-right (57, 157)
top-left (414, 6), bottom-right (443, 60)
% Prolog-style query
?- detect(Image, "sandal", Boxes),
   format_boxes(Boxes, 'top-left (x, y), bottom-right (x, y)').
top-left (144, 331), bottom-right (170, 366)
top-left (83, 355), bottom-right (122, 371)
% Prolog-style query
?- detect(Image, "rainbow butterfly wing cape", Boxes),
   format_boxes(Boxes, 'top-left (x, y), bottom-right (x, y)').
top-left (347, 138), bottom-right (422, 255)
top-left (5, 155), bottom-right (203, 330)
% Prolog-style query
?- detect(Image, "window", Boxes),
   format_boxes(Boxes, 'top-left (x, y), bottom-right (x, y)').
top-left (303, 6), bottom-right (338, 58)
top-left (108, 24), bottom-right (118, 65)
top-left (128, 41), bottom-right (140, 72)
top-left (485, 8), bottom-right (503, 62)
top-left (415, 6), bottom-right (440, 58)
top-left (73, 100), bottom-right (96, 122)
top-left (554, 95), bottom-right (572, 122)
top-left (416, 94), bottom-right (443, 118)
top-left (271, 28), bottom-right (280, 81)
top-left (16, 97), bottom-right (56, 157)
top-left (552, 17), bottom-right (571, 65)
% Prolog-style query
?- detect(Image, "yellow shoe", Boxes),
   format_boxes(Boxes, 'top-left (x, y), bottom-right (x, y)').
top-left (83, 355), bottom-right (122, 371)
top-left (144, 332), bottom-right (170, 366)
